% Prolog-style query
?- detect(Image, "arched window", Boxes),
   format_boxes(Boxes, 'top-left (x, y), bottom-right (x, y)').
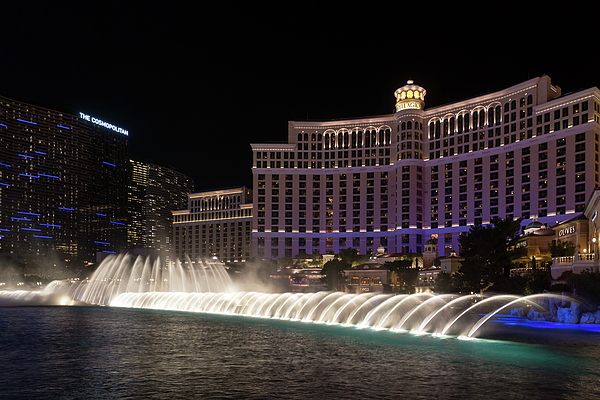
top-left (504, 102), bottom-right (509, 113)
top-left (357, 131), bottom-right (363, 147)
top-left (351, 277), bottom-right (360, 285)
top-left (303, 133), bottom-right (308, 141)
top-left (464, 114), bottom-right (470, 132)
top-left (311, 133), bottom-right (316, 141)
top-left (379, 130), bottom-right (384, 145)
top-left (385, 129), bottom-right (391, 145)
top-left (479, 110), bottom-right (485, 129)
top-left (324, 133), bottom-right (329, 150)
top-left (520, 97), bottom-right (525, 107)
top-left (472, 110), bottom-right (478, 130)
top-left (402, 122), bottom-right (406, 130)
top-left (351, 131), bottom-right (357, 148)
top-left (344, 131), bottom-right (349, 149)
top-left (449, 117), bottom-right (455, 135)
top-left (495, 105), bottom-right (502, 123)
top-left (318, 133), bottom-right (322, 141)
top-left (527, 94), bottom-right (533, 105)
top-left (488, 108), bottom-right (494, 126)
top-left (457, 115), bottom-right (463, 134)
top-left (443, 119), bottom-right (448, 136)
top-left (429, 122), bottom-right (435, 139)
top-left (298, 133), bottom-right (302, 141)
top-left (511, 100), bottom-right (516, 110)
top-left (407, 121), bottom-right (412, 130)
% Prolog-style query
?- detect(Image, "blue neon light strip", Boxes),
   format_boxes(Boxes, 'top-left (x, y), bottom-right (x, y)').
top-left (103, 161), bottom-right (116, 167)
top-left (96, 213), bottom-right (107, 216)
top-left (0, 183), bottom-right (11, 187)
top-left (19, 174), bottom-right (39, 178)
top-left (40, 224), bottom-right (61, 227)
top-left (58, 207), bottom-right (74, 211)
top-left (56, 125), bottom-right (70, 129)
top-left (38, 174), bottom-right (60, 178)
top-left (16, 119), bottom-right (37, 125)
top-left (11, 217), bottom-right (31, 221)
top-left (34, 151), bottom-right (47, 155)
top-left (33, 235), bottom-right (52, 239)
top-left (0, 123), bottom-right (7, 128)
top-left (102, 251), bottom-right (116, 253)
top-left (22, 228), bottom-right (41, 231)
top-left (18, 212), bottom-right (41, 216)
top-left (0, 163), bottom-right (11, 167)
top-left (18, 154), bottom-right (33, 158)
top-left (0, 228), bottom-right (10, 231)
top-left (94, 241), bottom-right (111, 245)
top-left (110, 221), bottom-right (125, 225)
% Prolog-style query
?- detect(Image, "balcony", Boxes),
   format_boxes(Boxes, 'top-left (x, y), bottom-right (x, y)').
top-left (551, 253), bottom-right (599, 279)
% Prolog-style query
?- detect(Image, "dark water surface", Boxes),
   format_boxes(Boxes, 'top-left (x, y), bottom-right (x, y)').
top-left (1, 306), bottom-right (599, 399)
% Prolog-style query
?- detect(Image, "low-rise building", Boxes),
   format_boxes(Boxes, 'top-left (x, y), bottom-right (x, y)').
top-left (172, 187), bottom-right (253, 264)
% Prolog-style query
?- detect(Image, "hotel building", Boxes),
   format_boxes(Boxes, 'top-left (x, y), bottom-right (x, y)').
top-left (0, 92), bottom-right (129, 263)
top-left (127, 159), bottom-right (194, 261)
top-left (172, 187), bottom-right (253, 263)
top-left (250, 76), bottom-right (600, 260)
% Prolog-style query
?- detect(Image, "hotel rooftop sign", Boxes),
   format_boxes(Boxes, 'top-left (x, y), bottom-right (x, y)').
top-left (79, 112), bottom-right (128, 136)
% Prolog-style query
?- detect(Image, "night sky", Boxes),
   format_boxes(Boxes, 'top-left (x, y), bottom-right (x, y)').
top-left (2, 2), bottom-right (598, 191)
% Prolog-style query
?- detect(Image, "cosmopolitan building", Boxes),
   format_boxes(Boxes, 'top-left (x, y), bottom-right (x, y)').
top-left (0, 93), bottom-right (129, 263)
top-left (172, 187), bottom-right (253, 263)
top-left (250, 76), bottom-right (600, 260)
top-left (127, 159), bottom-right (194, 260)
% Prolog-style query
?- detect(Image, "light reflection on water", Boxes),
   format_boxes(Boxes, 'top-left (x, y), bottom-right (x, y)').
top-left (0, 306), bottom-right (599, 399)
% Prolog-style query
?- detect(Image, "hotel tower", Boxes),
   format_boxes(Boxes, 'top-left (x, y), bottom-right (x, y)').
top-left (250, 76), bottom-right (600, 260)
top-left (0, 93), bottom-right (129, 263)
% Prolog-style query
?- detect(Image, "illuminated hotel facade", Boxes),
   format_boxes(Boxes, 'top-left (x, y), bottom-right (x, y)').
top-left (127, 159), bottom-right (194, 261)
top-left (0, 93), bottom-right (129, 263)
top-left (172, 187), bottom-right (253, 263)
top-left (250, 76), bottom-right (600, 260)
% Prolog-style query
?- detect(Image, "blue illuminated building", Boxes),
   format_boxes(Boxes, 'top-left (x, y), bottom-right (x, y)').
top-left (0, 92), bottom-right (128, 264)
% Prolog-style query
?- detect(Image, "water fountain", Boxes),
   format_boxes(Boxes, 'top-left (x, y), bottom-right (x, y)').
top-left (2, 254), bottom-right (598, 340)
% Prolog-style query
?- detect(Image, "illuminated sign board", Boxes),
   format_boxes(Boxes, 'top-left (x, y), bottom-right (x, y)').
top-left (559, 226), bottom-right (576, 237)
top-left (79, 112), bottom-right (128, 136)
top-left (395, 101), bottom-right (422, 112)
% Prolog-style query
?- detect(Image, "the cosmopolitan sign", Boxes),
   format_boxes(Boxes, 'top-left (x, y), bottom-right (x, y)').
top-left (79, 112), bottom-right (128, 136)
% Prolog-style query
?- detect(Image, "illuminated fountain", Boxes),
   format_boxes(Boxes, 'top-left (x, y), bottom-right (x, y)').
top-left (3, 254), bottom-right (598, 341)
top-left (1, 254), bottom-right (233, 306)
top-left (71, 253), bottom-right (234, 305)
top-left (109, 285), bottom-right (584, 339)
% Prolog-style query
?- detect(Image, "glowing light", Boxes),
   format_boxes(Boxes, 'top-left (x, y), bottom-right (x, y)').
top-left (79, 112), bottom-right (128, 136)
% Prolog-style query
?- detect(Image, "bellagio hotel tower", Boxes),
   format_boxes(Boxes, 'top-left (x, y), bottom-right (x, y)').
top-left (251, 76), bottom-right (600, 260)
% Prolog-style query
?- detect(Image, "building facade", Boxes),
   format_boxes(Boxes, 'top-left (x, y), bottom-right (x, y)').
top-left (250, 76), bottom-right (600, 260)
top-left (0, 93), bottom-right (129, 263)
top-left (127, 159), bottom-right (194, 260)
top-left (172, 187), bottom-right (253, 263)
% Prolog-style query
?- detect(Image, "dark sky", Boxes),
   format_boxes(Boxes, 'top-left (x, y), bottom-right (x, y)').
top-left (2, 2), bottom-right (598, 191)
